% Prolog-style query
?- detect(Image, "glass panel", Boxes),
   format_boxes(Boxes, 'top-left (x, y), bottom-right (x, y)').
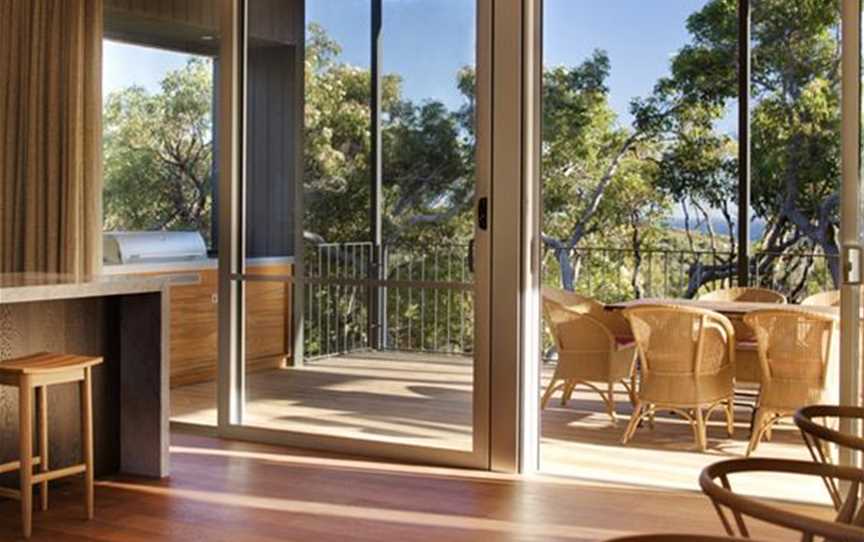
top-left (537, 0), bottom-right (839, 504)
top-left (101, 2), bottom-right (222, 428)
top-left (750, 0), bottom-right (841, 298)
top-left (237, 0), bottom-right (478, 453)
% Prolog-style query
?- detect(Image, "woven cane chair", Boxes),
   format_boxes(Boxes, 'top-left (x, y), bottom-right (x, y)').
top-left (541, 288), bottom-right (637, 422)
top-left (794, 405), bottom-right (864, 511)
top-left (701, 458), bottom-right (864, 541)
top-left (699, 287), bottom-right (787, 304)
top-left (621, 304), bottom-right (736, 451)
top-left (801, 290), bottom-right (841, 307)
top-left (742, 309), bottom-right (836, 456)
top-left (699, 288), bottom-right (785, 391)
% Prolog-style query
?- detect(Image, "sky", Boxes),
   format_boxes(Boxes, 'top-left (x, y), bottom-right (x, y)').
top-left (103, 0), bottom-right (714, 129)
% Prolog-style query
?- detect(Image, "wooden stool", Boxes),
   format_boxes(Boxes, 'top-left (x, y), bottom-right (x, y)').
top-left (0, 352), bottom-right (103, 538)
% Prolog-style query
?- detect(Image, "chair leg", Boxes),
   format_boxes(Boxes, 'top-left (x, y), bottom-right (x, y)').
top-left (561, 380), bottom-right (576, 406)
top-left (694, 407), bottom-right (707, 452)
top-left (621, 402), bottom-right (645, 445)
top-left (37, 386), bottom-right (48, 512)
top-left (725, 399), bottom-right (735, 438)
top-left (81, 368), bottom-right (94, 521)
top-left (606, 381), bottom-right (617, 423)
top-left (540, 379), bottom-right (563, 410)
top-left (746, 409), bottom-right (768, 457)
top-left (19, 378), bottom-right (33, 539)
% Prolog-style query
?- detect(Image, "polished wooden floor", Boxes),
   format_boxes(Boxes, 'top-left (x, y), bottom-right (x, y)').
top-left (0, 433), bottom-right (833, 541)
top-left (171, 352), bottom-right (821, 501)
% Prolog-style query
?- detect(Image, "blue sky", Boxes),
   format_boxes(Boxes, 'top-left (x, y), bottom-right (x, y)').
top-left (104, 0), bottom-right (713, 129)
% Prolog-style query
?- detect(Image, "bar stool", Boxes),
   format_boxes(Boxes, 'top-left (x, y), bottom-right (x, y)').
top-left (0, 352), bottom-right (103, 538)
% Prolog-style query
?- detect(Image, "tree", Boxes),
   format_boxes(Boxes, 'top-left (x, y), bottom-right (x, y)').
top-left (103, 58), bottom-right (215, 244)
top-left (303, 24), bottom-right (475, 248)
top-left (646, 0), bottom-right (841, 294)
top-left (540, 0), bottom-right (842, 298)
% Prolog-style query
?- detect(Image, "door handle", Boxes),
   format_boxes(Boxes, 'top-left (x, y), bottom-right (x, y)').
top-left (468, 239), bottom-right (475, 274)
top-left (478, 197), bottom-right (488, 231)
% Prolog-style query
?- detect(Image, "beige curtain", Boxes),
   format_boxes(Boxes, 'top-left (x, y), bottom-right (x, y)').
top-left (0, 0), bottom-right (103, 278)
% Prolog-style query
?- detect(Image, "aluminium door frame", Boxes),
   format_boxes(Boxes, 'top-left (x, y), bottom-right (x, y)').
top-left (838, 0), bottom-right (862, 467)
top-left (214, 0), bottom-right (508, 470)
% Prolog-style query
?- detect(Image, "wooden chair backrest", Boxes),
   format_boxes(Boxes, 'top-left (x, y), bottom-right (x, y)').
top-left (795, 404), bottom-right (864, 509)
top-left (700, 458), bottom-right (864, 541)
top-left (605, 536), bottom-right (752, 542)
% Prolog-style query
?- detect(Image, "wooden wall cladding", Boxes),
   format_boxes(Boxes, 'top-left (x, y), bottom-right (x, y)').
top-left (104, 0), bottom-right (303, 52)
top-left (246, 44), bottom-right (297, 259)
top-left (148, 262), bottom-right (292, 388)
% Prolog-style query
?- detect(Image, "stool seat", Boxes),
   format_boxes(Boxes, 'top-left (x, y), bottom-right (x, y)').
top-left (0, 352), bottom-right (102, 375)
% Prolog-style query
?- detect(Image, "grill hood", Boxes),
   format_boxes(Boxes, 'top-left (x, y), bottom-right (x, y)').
top-left (103, 231), bottom-right (208, 265)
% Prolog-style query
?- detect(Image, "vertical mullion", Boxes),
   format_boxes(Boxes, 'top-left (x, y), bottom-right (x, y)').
top-left (369, 0), bottom-right (384, 350)
top-left (737, 0), bottom-right (751, 285)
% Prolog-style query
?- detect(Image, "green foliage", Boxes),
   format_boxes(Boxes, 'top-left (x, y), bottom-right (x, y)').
top-left (303, 23), bottom-right (475, 247)
top-left (103, 58), bottom-right (214, 244)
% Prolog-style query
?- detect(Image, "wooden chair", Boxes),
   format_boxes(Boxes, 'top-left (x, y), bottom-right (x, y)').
top-left (541, 288), bottom-right (637, 422)
top-left (0, 352), bottom-right (103, 539)
top-left (698, 287), bottom-right (787, 304)
top-left (700, 458), bottom-right (864, 541)
top-left (621, 304), bottom-right (736, 451)
top-left (742, 309), bottom-right (836, 456)
top-left (794, 405), bottom-right (864, 510)
top-left (801, 290), bottom-right (841, 307)
top-left (605, 536), bottom-right (753, 541)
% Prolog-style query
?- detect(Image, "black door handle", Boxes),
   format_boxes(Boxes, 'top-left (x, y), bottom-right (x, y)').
top-left (468, 239), bottom-right (475, 273)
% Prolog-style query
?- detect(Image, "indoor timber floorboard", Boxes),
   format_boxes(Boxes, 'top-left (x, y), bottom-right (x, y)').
top-left (171, 352), bottom-right (823, 504)
top-left (0, 433), bottom-right (833, 541)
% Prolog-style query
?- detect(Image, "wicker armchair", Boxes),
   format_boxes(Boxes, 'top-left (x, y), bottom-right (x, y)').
top-left (621, 304), bottom-right (736, 451)
top-left (541, 288), bottom-right (637, 422)
top-left (698, 287), bottom-right (787, 304)
top-left (801, 290), bottom-right (841, 307)
top-left (701, 458), bottom-right (864, 541)
top-left (742, 309), bottom-right (836, 456)
top-left (698, 288), bottom-right (785, 387)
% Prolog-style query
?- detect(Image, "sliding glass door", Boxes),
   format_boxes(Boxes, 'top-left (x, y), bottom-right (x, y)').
top-left (217, 0), bottom-right (491, 468)
top-left (533, 0), bottom-right (861, 496)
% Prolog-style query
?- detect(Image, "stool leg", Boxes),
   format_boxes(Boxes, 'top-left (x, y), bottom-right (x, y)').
top-left (19, 377), bottom-right (33, 539)
top-left (81, 367), bottom-right (94, 520)
top-left (38, 386), bottom-right (49, 511)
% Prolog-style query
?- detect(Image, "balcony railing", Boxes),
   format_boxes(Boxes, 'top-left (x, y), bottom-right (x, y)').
top-left (542, 247), bottom-right (838, 302)
top-left (303, 242), bottom-right (472, 359)
top-left (303, 243), bottom-right (838, 359)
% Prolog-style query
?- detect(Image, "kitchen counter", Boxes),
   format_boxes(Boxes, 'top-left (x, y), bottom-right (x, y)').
top-left (0, 272), bottom-right (174, 479)
top-left (0, 272), bottom-right (196, 303)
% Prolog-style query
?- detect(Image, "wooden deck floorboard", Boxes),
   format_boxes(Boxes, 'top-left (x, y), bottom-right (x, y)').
top-left (171, 352), bottom-right (825, 504)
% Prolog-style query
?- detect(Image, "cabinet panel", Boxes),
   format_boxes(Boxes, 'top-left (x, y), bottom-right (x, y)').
top-left (137, 261), bottom-right (292, 387)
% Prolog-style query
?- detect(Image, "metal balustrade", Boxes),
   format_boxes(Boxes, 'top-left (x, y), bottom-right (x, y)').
top-left (302, 243), bottom-right (838, 359)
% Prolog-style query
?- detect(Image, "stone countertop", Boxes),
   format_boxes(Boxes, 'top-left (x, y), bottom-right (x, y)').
top-left (101, 255), bottom-right (295, 275)
top-left (0, 272), bottom-right (198, 304)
